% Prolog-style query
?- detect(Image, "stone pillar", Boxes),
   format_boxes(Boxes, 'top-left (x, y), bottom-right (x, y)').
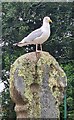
top-left (10, 52), bottom-right (67, 119)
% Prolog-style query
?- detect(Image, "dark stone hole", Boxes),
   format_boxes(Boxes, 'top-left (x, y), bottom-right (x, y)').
top-left (50, 63), bottom-right (53, 68)
top-left (52, 85), bottom-right (57, 92)
top-left (35, 64), bottom-right (37, 71)
top-left (30, 83), bottom-right (40, 93)
top-left (55, 101), bottom-right (58, 105)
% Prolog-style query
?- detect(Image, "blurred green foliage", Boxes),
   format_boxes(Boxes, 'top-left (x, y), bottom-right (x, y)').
top-left (60, 61), bottom-right (74, 119)
top-left (1, 2), bottom-right (74, 119)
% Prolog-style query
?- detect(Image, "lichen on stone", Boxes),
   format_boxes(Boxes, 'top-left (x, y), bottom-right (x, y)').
top-left (10, 51), bottom-right (67, 118)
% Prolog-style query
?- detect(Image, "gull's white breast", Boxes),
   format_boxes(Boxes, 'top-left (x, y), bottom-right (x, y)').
top-left (34, 25), bottom-right (50, 44)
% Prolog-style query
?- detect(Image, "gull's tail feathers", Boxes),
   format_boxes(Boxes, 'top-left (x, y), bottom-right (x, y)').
top-left (13, 42), bottom-right (35, 47)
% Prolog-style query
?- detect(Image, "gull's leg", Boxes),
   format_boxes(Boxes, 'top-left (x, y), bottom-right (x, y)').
top-left (36, 44), bottom-right (37, 52)
top-left (36, 44), bottom-right (41, 58)
top-left (36, 44), bottom-right (38, 57)
top-left (36, 44), bottom-right (40, 52)
top-left (40, 44), bottom-right (42, 51)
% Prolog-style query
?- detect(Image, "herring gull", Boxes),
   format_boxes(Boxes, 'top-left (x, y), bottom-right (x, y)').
top-left (13, 16), bottom-right (52, 52)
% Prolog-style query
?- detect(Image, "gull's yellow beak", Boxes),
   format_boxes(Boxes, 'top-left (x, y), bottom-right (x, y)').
top-left (49, 19), bottom-right (52, 23)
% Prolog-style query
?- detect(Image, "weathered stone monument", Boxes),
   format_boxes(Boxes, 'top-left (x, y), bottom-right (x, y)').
top-left (10, 52), bottom-right (67, 119)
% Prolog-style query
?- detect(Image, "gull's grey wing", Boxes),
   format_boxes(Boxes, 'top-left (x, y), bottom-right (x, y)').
top-left (25, 28), bottom-right (43, 42)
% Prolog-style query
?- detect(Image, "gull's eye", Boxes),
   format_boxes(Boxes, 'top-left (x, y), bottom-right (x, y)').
top-left (45, 18), bottom-right (48, 21)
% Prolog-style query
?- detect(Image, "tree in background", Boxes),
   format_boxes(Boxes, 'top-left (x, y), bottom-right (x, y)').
top-left (1, 2), bottom-right (74, 119)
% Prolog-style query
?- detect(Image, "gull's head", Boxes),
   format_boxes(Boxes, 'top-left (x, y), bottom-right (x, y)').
top-left (43, 16), bottom-right (52, 23)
